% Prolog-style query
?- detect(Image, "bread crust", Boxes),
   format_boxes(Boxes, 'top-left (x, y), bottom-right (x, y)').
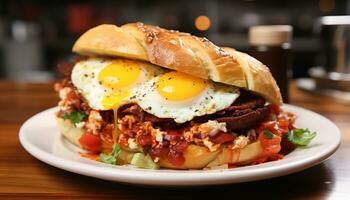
top-left (73, 23), bottom-right (282, 105)
top-left (57, 117), bottom-right (263, 169)
top-left (73, 24), bottom-right (247, 88)
top-left (56, 117), bottom-right (83, 147)
top-left (72, 24), bottom-right (148, 61)
top-left (222, 47), bottom-right (283, 105)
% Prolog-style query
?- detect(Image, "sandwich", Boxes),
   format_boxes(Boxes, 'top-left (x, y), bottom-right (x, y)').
top-left (55, 22), bottom-right (316, 169)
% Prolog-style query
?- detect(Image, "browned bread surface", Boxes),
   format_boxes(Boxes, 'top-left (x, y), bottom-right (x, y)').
top-left (73, 23), bottom-right (282, 105)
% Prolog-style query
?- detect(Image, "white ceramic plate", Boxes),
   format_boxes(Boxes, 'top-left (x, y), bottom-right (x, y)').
top-left (19, 105), bottom-right (341, 186)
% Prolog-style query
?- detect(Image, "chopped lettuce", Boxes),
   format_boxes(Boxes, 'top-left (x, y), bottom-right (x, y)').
top-left (100, 153), bottom-right (117, 164)
top-left (286, 128), bottom-right (316, 146)
top-left (62, 111), bottom-right (87, 124)
top-left (131, 153), bottom-right (159, 169)
top-left (99, 144), bottom-right (121, 165)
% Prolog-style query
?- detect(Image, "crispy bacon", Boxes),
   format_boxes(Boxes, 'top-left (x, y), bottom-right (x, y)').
top-left (119, 93), bottom-right (269, 131)
top-left (216, 107), bottom-right (270, 130)
top-left (57, 55), bottom-right (86, 78)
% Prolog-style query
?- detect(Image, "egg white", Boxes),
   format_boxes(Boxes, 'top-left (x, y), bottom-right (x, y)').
top-left (72, 58), bottom-right (241, 123)
top-left (132, 76), bottom-right (240, 123)
top-left (71, 58), bottom-right (165, 110)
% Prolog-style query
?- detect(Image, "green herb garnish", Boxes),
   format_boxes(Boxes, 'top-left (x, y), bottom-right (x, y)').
top-left (62, 111), bottom-right (87, 124)
top-left (264, 130), bottom-right (274, 139)
top-left (286, 128), bottom-right (316, 146)
top-left (99, 144), bottom-right (121, 165)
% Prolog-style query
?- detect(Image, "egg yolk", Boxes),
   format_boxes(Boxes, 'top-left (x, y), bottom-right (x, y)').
top-left (102, 91), bottom-right (130, 143)
top-left (102, 91), bottom-right (130, 110)
top-left (98, 60), bottom-right (142, 90)
top-left (156, 71), bottom-right (207, 101)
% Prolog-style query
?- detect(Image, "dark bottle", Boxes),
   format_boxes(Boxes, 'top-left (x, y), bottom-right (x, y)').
top-left (249, 25), bottom-right (292, 103)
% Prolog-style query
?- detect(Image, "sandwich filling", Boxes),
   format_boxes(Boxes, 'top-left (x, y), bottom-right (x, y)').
top-left (55, 57), bottom-right (313, 168)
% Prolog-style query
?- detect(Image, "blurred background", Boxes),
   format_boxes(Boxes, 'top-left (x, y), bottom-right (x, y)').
top-left (0, 0), bottom-right (348, 82)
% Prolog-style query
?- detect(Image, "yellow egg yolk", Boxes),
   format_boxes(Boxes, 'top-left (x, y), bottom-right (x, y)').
top-left (98, 60), bottom-right (144, 145)
top-left (102, 91), bottom-right (130, 110)
top-left (156, 71), bottom-right (207, 101)
top-left (102, 91), bottom-right (131, 143)
top-left (98, 60), bottom-right (142, 90)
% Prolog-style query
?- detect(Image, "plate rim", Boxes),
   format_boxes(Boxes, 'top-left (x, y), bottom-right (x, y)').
top-left (19, 104), bottom-right (341, 186)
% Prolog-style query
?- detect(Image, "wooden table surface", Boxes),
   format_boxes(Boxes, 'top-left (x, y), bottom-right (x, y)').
top-left (0, 81), bottom-right (349, 200)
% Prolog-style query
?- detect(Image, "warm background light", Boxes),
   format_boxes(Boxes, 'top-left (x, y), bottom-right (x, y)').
top-left (195, 15), bottom-right (211, 31)
top-left (319, 0), bottom-right (335, 12)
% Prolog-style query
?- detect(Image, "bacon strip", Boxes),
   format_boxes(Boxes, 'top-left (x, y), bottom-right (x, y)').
top-left (118, 91), bottom-right (269, 131)
top-left (216, 107), bottom-right (270, 130)
top-left (57, 56), bottom-right (86, 78)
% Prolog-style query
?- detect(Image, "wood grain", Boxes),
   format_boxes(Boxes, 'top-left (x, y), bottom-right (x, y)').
top-left (0, 80), bottom-right (349, 199)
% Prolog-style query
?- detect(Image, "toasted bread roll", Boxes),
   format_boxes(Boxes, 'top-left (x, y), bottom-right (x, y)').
top-left (222, 47), bottom-right (282, 105)
top-left (161, 142), bottom-right (263, 169)
top-left (121, 23), bottom-right (247, 87)
top-left (56, 117), bottom-right (83, 146)
top-left (73, 23), bottom-right (246, 88)
top-left (73, 23), bottom-right (282, 105)
top-left (158, 145), bottom-right (221, 169)
top-left (73, 24), bottom-right (148, 61)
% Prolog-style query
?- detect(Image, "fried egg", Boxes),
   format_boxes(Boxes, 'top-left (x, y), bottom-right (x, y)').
top-left (71, 58), bottom-right (165, 110)
top-left (132, 71), bottom-right (240, 123)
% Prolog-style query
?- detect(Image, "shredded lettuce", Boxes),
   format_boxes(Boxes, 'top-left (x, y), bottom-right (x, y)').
top-left (286, 128), bottom-right (316, 146)
top-left (131, 153), bottom-right (159, 169)
top-left (99, 144), bottom-right (121, 165)
top-left (62, 111), bottom-right (87, 124)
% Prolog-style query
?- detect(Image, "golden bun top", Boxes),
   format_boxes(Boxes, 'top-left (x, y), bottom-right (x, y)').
top-left (73, 23), bottom-right (282, 105)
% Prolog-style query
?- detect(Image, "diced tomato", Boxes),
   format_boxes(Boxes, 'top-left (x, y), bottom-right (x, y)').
top-left (210, 132), bottom-right (236, 144)
top-left (259, 119), bottom-right (289, 137)
top-left (137, 134), bottom-right (152, 147)
top-left (172, 140), bottom-right (189, 153)
top-left (260, 121), bottom-right (276, 132)
top-left (149, 146), bottom-right (169, 159)
top-left (269, 154), bottom-right (284, 161)
top-left (258, 131), bottom-right (281, 158)
top-left (80, 152), bottom-right (100, 161)
top-left (79, 133), bottom-right (101, 153)
top-left (253, 153), bottom-right (284, 164)
top-left (278, 119), bottom-right (289, 129)
top-left (253, 132), bottom-right (283, 165)
top-left (167, 149), bottom-right (185, 166)
top-left (277, 119), bottom-right (290, 135)
top-left (268, 104), bottom-right (281, 115)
